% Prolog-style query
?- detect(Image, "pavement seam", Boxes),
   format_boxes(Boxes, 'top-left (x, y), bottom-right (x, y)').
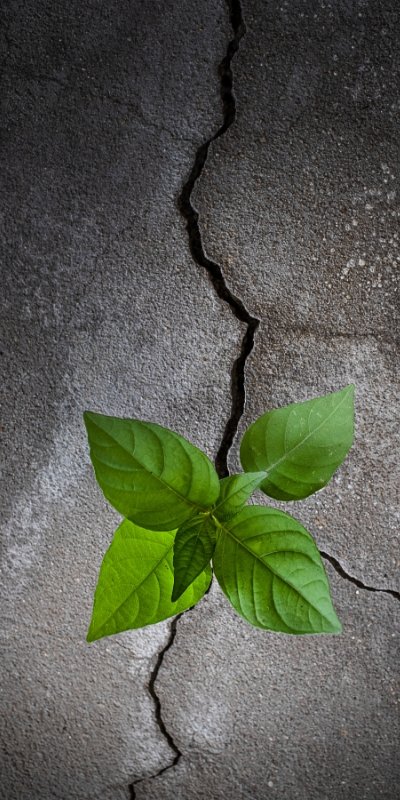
top-left (128, 1), bottom-right (251, 795)
top-left (321, 551), bottom-right (400, 601)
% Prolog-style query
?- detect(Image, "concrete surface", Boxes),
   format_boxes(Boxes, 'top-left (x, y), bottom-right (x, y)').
top-left (0, 1), bottom-right (239, 797)
top-left (139, 574), bottom-right (399, 800)
top-left (194, 0), bottom-right (400, 588)
top-left (1, 1), bottom-right (399, 799)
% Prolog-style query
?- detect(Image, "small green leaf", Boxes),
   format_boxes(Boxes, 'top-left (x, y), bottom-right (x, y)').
top-left (213, 472), bottom-right (267, 521)
top-left (213, 506), bottom-right (341, 635)
top-left (240, 385), bottom-right (355, 501)
top-left (172, 515), bottom-right (216, 602)
top-left (87, 520), bottom-right (212, 642)
top-left (84, 412), bottom-right (220, 530)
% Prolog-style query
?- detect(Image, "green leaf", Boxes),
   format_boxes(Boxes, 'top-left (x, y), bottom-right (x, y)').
top-left (84, 412), bottom-right (220, 530)
top-left (213, 472), bottom-right (267, 521)
top-left (87, 519), bottom-right (212, 642)
top-left (240, 385), bottom-right (355, 501)
top-left (213, 506), bottom-right (341, 635)
top-left (172, 515), bottom-right (216, 602)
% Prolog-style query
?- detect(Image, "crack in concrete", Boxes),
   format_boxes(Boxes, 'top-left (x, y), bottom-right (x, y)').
top-left (128, 1), bottom-right (254, 795)
top-left (322, 551), bottom-right (400, 602)
top-left (126, 1), bottom-right (399, 795)
top-left (128, 615), bottom-right (183, 798)
top-left (179, 0), bottom-right (259, 479)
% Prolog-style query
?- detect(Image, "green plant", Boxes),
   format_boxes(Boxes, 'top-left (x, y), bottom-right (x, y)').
top-left (84, 385), bottom-right (354, 641)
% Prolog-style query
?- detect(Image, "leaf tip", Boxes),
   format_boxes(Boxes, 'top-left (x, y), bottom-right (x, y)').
top-left (326, 613), bottom-right (342, 635)
top-left (86, 625), bottom-right (96, 643)
top-left (344, 383), bottom-right (355, 399)
top-left (334, 614), bottom-right (343, 633)
top-left (86, 613), bottom-right (103, 643)
top-left (83, 411), bottom-right (96, 434)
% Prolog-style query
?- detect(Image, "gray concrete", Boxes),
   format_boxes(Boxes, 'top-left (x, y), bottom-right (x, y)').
top-left (194, 0), bottom-right (400, 588)
top-left (140, 574), bottom-right (399, 800)
top-left (1, 1), bottom-right (399, 800)
top-left (0, 1), bottom-right (240, 797)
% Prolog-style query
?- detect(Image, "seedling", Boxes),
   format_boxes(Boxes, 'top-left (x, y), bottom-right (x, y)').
top-left (84, 385), bottom-right (354, 641)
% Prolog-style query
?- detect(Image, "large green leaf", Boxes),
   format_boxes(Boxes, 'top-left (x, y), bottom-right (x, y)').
top-left (213, 472), bottom-right (266, 521)
top-left (240, 385), bottom-right (355, 501)
top-left (172, 515), bottom-right (216, 602)
top-left (213, 506), bottom-right (341, 634)
top-left (87, 520), bottom-right (212, 642)
top-left (84, 412), bottom-right (220, 530)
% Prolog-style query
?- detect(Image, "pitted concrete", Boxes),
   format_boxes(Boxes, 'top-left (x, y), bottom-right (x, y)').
top-left (137, 575), bottom-right (399, 800)
top-left (193, 0), bottom-right (400, 589)
top-left (0, 1), bottom-right (241, 797)
top-left (1, 1), bottom-right (399, 799)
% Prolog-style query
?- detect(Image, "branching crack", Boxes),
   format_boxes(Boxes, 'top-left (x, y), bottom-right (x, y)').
top-left (126, 0), bottom-right (400, 792)
top-left (128, 1), bottom-right (252, 795)
top-left (179, 0), bottom-right (259, 479)
top-left (322, 551), bottom-right (400, 601)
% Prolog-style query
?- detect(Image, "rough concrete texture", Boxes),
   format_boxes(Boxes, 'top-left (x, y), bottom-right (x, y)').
top-left (194, 0), bottom-right (400, 588)
top-left (0, 1), bottom-right (240, 797)
top-left (1, 1), bottom-right (399, 800)
top-left (139, 575), bottom-right (399, 800)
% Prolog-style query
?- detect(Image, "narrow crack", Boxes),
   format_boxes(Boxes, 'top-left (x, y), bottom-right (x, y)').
top-left (128, 1), bottom-right (252, 796)
top-left (322, 551), bottom-right (400, 601)
top-left (129, 0), bottom-right (399, 790)
top-left (178, 0), bottom-right (259, 479)
top-left (128, 614), bottom-right (183, 798)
